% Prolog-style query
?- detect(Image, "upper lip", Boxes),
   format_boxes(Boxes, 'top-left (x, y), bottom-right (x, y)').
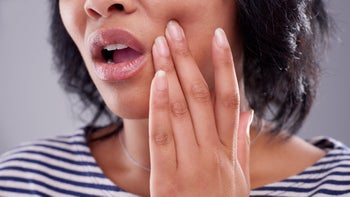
top-left (88, 28), bottom-right (145, 63)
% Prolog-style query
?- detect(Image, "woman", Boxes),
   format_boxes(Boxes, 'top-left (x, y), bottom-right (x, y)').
top-left (1, 0), bottom-right (349, 196)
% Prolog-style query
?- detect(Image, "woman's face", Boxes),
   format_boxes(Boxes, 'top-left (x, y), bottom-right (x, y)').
top-left (59, 0), bottom-right (241, 119)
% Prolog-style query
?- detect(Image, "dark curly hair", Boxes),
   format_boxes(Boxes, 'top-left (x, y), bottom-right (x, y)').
top-left (49, 0), bottom-right (332, 136)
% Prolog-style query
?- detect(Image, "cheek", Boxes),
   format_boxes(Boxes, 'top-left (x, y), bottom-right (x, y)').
top-left (174, 2), bottom-right (237, 90)
top-left (59, 1), bottom-right (86, 48)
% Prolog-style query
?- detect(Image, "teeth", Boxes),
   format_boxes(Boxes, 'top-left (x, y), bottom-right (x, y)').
top-left (107, 59), bottom-right (114, 64)
top-left (104, 44), bottom-right (128, 51)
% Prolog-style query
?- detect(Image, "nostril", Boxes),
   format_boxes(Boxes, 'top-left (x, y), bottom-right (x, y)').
top-left (114, 4), bottom-right (125, 11)
top-left (86, 8), bottom-right (101, 18)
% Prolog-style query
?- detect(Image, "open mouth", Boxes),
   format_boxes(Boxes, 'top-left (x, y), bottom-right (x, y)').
top-left (88, 29), bottom-right (147, 81)
top-left (101, 44), bottom-right (142, 64)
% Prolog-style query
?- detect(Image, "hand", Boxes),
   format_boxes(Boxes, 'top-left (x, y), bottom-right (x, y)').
top-left (149, 20), bottom-right (253, 196)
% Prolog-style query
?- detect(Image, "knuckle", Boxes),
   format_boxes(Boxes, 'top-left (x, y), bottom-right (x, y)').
top-left (218, 56), bottom-right (233, 67)
top-left (190, 82), bottom-right (211, 103)
top-left (157, 63), bottom-right (171, 73)
top-left (214, 47), bottom-right (233, 68)
top-left (170, 101), bottom-right (188, 118)
top-left (220, 92), bottom-right (240, 109)
top-left (151, 94), bottom-right (167, 108)
top-left (221, 44), bottom-right (232, 55)
top-left (152, 132), bottom-right (172, 146)
top-left (157, 61), bottom-right (175, 73)
top-left (173, 43), bottom-right (191, 57)
top-left (207, 148), bottom-right (231, 169)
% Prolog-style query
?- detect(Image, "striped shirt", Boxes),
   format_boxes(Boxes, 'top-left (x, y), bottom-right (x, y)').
top-left (0, 130), bottom-right (349, 196)
top-left (250, 137), bottom-right (350, 196)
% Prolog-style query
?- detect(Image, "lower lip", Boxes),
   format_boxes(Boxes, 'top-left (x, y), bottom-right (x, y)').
top-left (93, 55), bottom-right (147, 81)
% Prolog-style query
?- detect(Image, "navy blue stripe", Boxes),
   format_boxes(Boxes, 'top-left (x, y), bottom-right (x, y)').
top-left (252, 186), bottom-right (310, 193)
top-left (0, 166), bottom-right (121, 191)
top-left (313, 158), bottom-right (350, 167)
top-left (324, 152), bottom-right (350, 159)
top-left (302, 164), bottom-right (350, 175)
top-left (5, 150), bottom-right (96, 166)
top-left (250, 195), bottom-right (275, 197)
top-left (310, 188), bottom-right (350, 196)
top-left (0, 177), bottom-right (103, 197)
top-left (323, 152), bottom-right (350, 158)
top-left (0, 158), bottom-right (105, 178)
top-left (253, 180), bottom-right (350, 193)
top-left (0, 186), bottom-right (50, 197)
top-left (284, 171), bottom-right (350, 184)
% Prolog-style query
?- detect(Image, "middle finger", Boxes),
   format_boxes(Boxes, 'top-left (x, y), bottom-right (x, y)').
top-left (165, 20), bottom-right (219, 147)
top-left (152, 35), bottom-right (198, 167)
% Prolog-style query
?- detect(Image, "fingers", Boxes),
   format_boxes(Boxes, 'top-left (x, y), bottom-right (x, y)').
top-left (151, 21), bottom-right (245, 164)
top-left (150, 22), bottom-right (252, 195)
top-left (212, 28), bottom-right (240, 148)
top-left (152, 36), bottom-right (198, 168)
top-left (164, 20), bottom-right (219, 147)
top-left (149, 70), bottom-right (176, 176)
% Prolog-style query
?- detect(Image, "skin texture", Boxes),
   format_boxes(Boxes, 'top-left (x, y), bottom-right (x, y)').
top-left (59, 0), bottom-right (241, 119)
top-left (148, 25), bottom-right (251, 196)
top-left (59, 0), bottom-right (325, 196)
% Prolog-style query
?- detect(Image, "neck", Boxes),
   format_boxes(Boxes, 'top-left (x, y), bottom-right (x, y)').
top-left (249, 130), bottom-right (326, 189)
top-left (122, 118), bottom-right (151, 170)
top-left (89, 120), bottom-right (325, 194)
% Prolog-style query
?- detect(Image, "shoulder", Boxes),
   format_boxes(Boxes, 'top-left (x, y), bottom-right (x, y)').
top-left (0, 130), bottom-right (90, 167)
top-left (0, 129), bottom-right (135, 196)
top-left (251, 137), bottom-right (350, 196)
top-left (308, 136), bottom-right (350, 176)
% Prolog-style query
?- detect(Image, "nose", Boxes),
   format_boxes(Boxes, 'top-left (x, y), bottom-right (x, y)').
top-left (84, 0), bottom-right (137, 19)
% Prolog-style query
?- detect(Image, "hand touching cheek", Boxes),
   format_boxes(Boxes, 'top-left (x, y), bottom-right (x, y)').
top-left (149, 21), bottom-right (253, 196)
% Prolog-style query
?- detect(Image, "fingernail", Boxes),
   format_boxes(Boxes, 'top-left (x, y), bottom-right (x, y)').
top-left (155, 36), bottom-right (169, 56)
top-left (214, 28), bottom-right (229, 48)
top-left (155, 70), bottom-right (167, 91)
top-left (167, 20), bottom-right (184, 41)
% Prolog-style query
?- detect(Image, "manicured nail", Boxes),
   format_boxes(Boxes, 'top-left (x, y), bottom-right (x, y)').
top-left (155, 36), bottom-right (170, 56)
top-left (155, 70), bottom-right (167, 91)
top-left (214, 28), bottom-right (228, 48)
top-left (167, 20), bottom-right (184, 41)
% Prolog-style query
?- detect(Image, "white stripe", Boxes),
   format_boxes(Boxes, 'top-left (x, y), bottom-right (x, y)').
top-left (0, 159), bottom-right (109, 185)
top-left (1, 132), bottom-right (88, 158)
top-left (0, 180), bottom-right (68, 196)
top-left (0, 190), bottom-right (40, 197)
top-left (0, 179), bottom-right (139, 197)
top-left (0, 169), bottom-right (116, 196)
top-left (2, 142), bottom-right (95, 164)
top-left (255, 171), bottom-right (350, 188)
top-left (0, 149), bottom-right (102, 173)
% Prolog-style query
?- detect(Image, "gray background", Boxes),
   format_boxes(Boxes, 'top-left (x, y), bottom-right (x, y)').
top-left (0, 1), bottom-right (349, 154)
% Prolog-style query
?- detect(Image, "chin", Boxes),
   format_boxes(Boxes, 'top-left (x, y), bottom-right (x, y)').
top-left (90, 61), bottom-right (153, 120)
top-left (109, 104), bottom-right (150, 120)
top-left (103, 90), bottom-right (150, 120)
